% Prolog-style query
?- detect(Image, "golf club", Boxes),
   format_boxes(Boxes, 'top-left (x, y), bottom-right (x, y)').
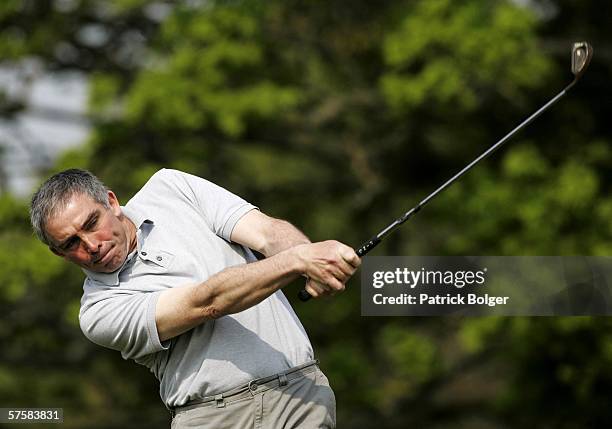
top-left (299, 41), bottom-right (593, 302)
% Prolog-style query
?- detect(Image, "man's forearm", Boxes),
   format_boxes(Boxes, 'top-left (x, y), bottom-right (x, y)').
top-left (260, 218), bottom-right (311, 256)
top-left (158, 208), bottom-right (360, 341)
top-left (157, 246), bottom-right (305, 341)
top-left (230, 210), bottom-right (311, 257)
top-left (197, 247), bottom-right (302, 317)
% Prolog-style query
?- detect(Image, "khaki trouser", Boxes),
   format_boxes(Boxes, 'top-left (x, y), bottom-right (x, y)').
top-left (170, 362), bottom-right (336, 428)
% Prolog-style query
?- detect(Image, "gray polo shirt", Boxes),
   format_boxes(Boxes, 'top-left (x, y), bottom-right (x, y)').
top-left (78, 169), bottom-right (314, 407)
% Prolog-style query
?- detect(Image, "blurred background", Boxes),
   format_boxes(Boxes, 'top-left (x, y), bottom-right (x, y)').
top-left (1, 0), bottom-right (611, 427)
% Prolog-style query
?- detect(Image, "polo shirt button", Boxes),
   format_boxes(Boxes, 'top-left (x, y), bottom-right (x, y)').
top-left (156, 256), bottom-right (162, 261)
top-left (250, 384), bottom-right (258, 391)
top-left (141, 251), bottom-right (147, 256)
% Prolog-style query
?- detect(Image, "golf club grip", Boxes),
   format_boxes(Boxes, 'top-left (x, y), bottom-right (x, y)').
top-left (298, 237), bottom-right (382, 302)
top-left (356, 237), bottom-right (381, 257)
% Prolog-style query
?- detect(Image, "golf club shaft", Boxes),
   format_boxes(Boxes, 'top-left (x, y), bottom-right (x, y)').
top-left (360, 81), bottom-right (575, 252)
top-left (298, 79), bottom-right (577, 302)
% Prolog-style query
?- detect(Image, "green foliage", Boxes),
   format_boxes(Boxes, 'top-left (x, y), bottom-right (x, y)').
top-left (88, 73), bottom-right (122, 117)
top-left (381, 0), bottom-right (551, 112)
top-left (378, 325), bottom-right (441, 395)
top-left (125, 6), bottom-right (301, 136)
top-left (459, 317), bottom-right (505, 353)
top-left (433, 142), bottom-right (612, 255)
top-left (0, 195), bottom-right (64, 302)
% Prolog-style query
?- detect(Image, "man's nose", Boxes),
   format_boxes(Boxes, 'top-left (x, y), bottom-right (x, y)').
top-left (81, 233), bottom-right (101, 253)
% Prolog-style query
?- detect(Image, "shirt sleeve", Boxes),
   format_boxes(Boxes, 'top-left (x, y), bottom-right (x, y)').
top-left (157, 169), bottom-right (258, 241)
top-left (79, 286), bottom-right (169, 361)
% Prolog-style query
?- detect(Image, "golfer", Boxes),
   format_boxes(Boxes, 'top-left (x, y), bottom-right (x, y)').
top-left (30, 168), bottom-right (360, 428)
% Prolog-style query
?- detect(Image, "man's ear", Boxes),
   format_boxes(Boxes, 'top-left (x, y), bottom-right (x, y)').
top-left (107, 190), bottom-right (122, 216)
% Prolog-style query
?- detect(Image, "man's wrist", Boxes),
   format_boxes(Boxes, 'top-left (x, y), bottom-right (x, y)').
top-left (281, 244), bottom-right (308, 276)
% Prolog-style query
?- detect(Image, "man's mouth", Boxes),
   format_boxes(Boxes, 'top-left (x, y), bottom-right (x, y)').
top-left (94, 246), bottom-right (114, 266)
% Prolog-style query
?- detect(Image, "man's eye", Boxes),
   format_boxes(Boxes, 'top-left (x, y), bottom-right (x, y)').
top-left (85, 216), bottom-right (98, 231)
top-left (64, 238), bottom-right (79, 250)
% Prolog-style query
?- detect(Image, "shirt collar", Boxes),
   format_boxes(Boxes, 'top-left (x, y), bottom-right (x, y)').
top-left (82, 205), bottom-right (153, 286)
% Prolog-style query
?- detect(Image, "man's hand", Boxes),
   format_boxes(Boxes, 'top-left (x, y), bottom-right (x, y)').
top-left (230, 210), bottom-right (360, 298)
top-left (292, 240), bottom-right (361, 298)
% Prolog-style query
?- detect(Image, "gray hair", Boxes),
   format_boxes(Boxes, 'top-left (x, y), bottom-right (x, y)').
top-left (30, 169), bottom-right (110, 246)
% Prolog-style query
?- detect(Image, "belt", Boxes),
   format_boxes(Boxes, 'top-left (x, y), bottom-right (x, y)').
top-left (169, 360), bottom-right (319, 418)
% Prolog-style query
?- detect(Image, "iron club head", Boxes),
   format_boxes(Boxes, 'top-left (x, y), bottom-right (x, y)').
top-left (571, 42), bottom-right (593, 79)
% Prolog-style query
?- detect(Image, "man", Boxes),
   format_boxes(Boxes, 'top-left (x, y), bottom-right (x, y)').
top-left (30, 168), bottom-right (360, 428)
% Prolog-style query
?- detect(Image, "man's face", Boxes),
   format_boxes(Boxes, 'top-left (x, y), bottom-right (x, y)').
top-left (45, 191), bottom-right (135, 273)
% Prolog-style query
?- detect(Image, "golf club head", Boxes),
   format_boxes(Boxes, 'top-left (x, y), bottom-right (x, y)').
top-left (571, 41), bottom-right (593, 79)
